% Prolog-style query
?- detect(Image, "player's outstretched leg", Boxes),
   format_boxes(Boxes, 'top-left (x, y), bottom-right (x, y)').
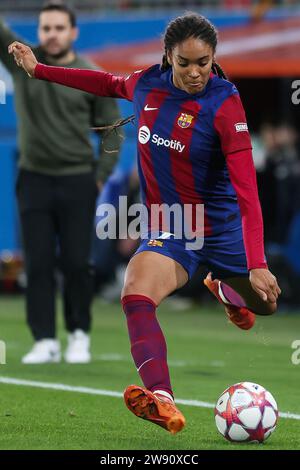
top-left (204, 272), bottom-right (256, 330)
top-left (124, 385), bottom-right (185, 434)
top-left (121, 251), bottom-right (188, 433)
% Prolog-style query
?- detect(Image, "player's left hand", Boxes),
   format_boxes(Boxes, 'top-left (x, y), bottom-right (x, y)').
top-left (249, 268), bottom-right (281, 303)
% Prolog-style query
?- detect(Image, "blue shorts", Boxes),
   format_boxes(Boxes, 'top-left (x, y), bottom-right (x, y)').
top-left (134, 226), bottom-right (249, 280)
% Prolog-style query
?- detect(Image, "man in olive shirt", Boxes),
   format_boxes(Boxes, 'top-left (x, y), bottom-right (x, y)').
top-left (0, 3), bottom-right (122, 363)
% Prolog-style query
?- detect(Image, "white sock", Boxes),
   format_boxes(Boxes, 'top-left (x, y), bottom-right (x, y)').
top-left (153, 390), bottom-right (174, 402)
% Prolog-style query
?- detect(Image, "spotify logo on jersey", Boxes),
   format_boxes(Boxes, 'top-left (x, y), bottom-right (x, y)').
top-left (138, 126), bottom-right (185, 153)
top-left (139, 126), bottom-right (185, 153)
top-left (138, 126), bottom-right (151, 144)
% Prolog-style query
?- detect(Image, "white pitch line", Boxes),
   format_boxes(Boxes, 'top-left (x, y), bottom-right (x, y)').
top-left (94, 354), bottom-right (224, 368)
top-left (0, 376), bottom-right (299, 421)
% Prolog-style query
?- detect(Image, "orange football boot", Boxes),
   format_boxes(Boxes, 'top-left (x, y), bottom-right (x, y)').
top-left (124, 385), bottom-right (185, 434)
top-left (204, 273), bottom-right (255, 330)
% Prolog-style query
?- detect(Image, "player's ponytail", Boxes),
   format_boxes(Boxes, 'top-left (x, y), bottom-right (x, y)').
top-left (161, 52), bottom-right (170, 72)
top-left (92, 114), bottom-right (135, 153)
top-left (161, 12), bottom-right (227, 80)
top-left (212, 61), bottom-right (228, 80)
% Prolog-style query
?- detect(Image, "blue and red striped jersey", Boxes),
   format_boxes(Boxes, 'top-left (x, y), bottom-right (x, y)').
top-left (125, 65), bottom-right (252, 237)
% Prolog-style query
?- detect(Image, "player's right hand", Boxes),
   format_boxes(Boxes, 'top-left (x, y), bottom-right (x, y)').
top-left (8, 41), bottom-right (38, 78)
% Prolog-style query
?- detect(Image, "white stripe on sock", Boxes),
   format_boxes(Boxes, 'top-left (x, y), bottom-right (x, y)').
top-left (153, 390), bottom-right (174, 402)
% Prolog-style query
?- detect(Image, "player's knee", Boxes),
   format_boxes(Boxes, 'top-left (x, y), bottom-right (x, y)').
top-left (121, 283), bottom-right (146, 299)
top-left (267, 302), bottom-right (277, 315)
top-left (256, 302), bottom-right (277, 316)
top-left (121, 279), bottom-right (159, 305)
top-left (121, 279), bottom-right (141, 299)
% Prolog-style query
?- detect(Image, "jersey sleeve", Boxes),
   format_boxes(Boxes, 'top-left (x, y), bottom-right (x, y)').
top-left (214, 92), bottom-right (252, 155)
top-left (226, 148), bottom-right (268, 271)
top-left (215, 90), bottom-right (267, 270)
top-left (34, 63), bottom-right (145, 101)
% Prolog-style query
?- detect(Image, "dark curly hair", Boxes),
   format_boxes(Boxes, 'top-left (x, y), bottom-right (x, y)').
top-left (161, 12), bottom-right (227, 80)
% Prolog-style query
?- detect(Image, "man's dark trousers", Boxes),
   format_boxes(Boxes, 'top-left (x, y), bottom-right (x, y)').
top-left (17, 169), bottom-right (98, 340)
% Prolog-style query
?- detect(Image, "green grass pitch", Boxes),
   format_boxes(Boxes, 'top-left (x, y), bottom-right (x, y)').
top-left (0, 296), bottom-right (300, 450)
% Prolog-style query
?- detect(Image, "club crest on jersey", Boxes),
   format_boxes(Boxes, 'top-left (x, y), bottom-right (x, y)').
top-left (147, 239), bottom-right (164, 247)
top-left (177, 113), bottom-right (194, 129)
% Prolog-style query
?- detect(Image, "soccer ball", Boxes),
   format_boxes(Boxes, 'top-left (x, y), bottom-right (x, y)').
top-left (214, 382), bottom-right (278, 443)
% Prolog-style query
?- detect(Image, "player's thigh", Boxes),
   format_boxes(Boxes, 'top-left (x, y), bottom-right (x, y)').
top-left (222, 276), bottom-right (276, 315)
top-left (121, 251), bottom-right (189, 305)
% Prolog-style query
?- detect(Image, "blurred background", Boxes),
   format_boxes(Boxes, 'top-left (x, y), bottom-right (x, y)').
top-left (0, 0), bottom-right (300, 308)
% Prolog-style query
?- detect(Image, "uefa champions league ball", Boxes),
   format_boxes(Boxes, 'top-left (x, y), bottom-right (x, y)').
top-left (215, 382), bottom-right (278, 443)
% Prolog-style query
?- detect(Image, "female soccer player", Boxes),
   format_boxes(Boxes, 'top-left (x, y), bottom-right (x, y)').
top-left (9, 13), bottom-right (281, 435)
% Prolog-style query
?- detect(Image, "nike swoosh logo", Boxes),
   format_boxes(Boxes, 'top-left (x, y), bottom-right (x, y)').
top-left (144, 104), bottom-right (158, 111)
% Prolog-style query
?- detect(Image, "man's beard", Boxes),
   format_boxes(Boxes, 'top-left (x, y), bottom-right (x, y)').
top-left (42, 44), bottom-right (72, 60)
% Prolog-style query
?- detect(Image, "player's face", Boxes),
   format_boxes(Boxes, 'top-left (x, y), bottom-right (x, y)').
top-left (38, 11), bottom-right (78, 59)
top-left (167, 37), bottom-right (214, 95)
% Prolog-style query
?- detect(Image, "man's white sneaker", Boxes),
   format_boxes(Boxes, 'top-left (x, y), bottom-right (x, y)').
top-left (64, 329), bottom-right (91, 364)
top-left (22, 339), bottom-right (61, 364)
